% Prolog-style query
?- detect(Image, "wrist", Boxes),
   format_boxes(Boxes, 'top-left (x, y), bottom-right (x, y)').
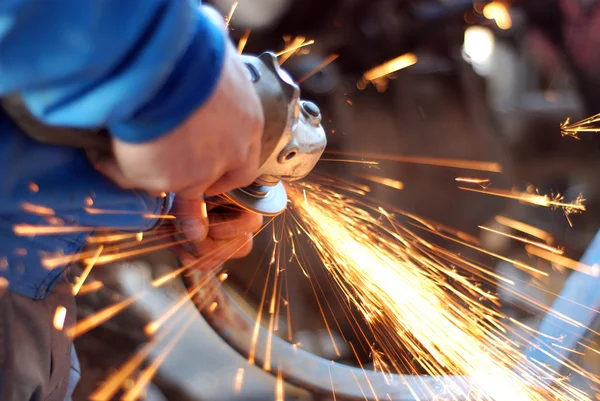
top-left (109, 7), bottom-right (228, 144)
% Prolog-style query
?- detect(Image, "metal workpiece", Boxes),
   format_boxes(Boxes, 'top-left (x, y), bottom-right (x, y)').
top-left (526, 230), bottom-right (600, 375)
top-left (184, 270), bottom-right (470, 401)
top-left (226, 52), bottom-right (327, 216)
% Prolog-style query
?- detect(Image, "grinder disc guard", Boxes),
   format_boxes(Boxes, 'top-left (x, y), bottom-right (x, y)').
top-left (224, 182), bottom-right (288, 216)
top-left (224, 52), bottom-right (326, 216)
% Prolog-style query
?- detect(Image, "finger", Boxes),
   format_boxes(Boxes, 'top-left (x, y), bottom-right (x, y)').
top-left (193, 234), bottom-right (254, 268)
top-left (205, 139), bottom-right (261, 196)
top-left (230, 234), bottom-right (254, 259)
top-left (172, 198), bottom-right (209, 243)
top-left (177, 185), bottom-right (211, 200)
top-left (174, 246), bottom-right (219, 272)
top-left (204, 195), bottom-right (236, 212)
top-left (204, 170), bottom-right (255, 196)
top-left (208, 211), bottom-right (263, 240)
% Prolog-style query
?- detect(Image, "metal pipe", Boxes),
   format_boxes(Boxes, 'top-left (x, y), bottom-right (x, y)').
top-left (184, 270), bottom-right (470, 400)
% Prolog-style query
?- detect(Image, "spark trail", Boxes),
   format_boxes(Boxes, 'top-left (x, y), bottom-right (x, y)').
top-left (561, 113), bottom-right (600, 139)
top-left (285, 182), bottom-right (594, 400)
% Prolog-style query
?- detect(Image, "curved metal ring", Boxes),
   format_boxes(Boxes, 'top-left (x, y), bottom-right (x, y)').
top-left (184, 270), bottom-right (469, 401)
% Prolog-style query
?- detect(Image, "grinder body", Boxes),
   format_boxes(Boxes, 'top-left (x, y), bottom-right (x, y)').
top-left (1, 52), bottom-right (327, 216)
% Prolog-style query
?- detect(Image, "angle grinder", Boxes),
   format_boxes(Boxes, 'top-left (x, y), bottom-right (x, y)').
top-left (1, 52), bottom-right (327, 216)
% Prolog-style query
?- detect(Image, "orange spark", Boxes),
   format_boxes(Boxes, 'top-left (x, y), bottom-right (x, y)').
top-left (561, 113), bottom-right (600, 139)
top-left (275, 368), bottom-right (284, 401)
top-left (91, 238), bottom-right (190, 266)
top-left (14, 224), bottom-right (96, 236)
top-left (89, 313), bottom-right (191, 400)
top-left (495, 215), bottom-right (553, 243)
top-left (416, 222), bottom-right (548, 277)
top-left (478, 226), bottom-right (563, 255)
top-left (144, 281), bottom-right (207, 336)
top-left (459, 186), bottom-right (584, 209)
top-left (225, 2), bottom-right (238, 27)
top-left (328, 366), bottom-right (337, 401)
top-left (20, 202), bottom-right (55, 216)
top-left (276, 39), bottom-right (315, 57)
top-left (525, 245), bottom-right (599, 277)
top-left (552, 343), bottom-right (585, 356)
top-left (75, 281), bottom-right (104, 296)
top-left (28, 182), bottom-right (39, 192)
top-left (43, 229), bottom-right (182, 269)
top-left (234, 368), bottom-right (245, 393)
top-left (355, 173), bottom-right (404, 191)
top-left (460, 187), bottom-right (585, 225)
top-left (71, 245), bottom-right (104, 296)
top-left (87, 232), bottom-right (143, 244)
top-left (278, 36), bottom-right (307, 65)
top-left (248, 252), bottom-right (273, 365)
top-left (319, 158), bottom-right (379, 165)
top-left (362, 53), bottom-right (418, 81)
top-left (122, 317), bottom-right (194, 401)
top-left (66, 295), bottom-right (141, 338)
top-left (84, 207), bottom-right (174, 219)
top-left (483, 1), bottom-right (513, 30)
top-left (0, 277), bottom-right (7, 296)
top-left (85, 207), bottom-right (140, 215)
top-left (143, 213), bottom-right (175, 219)
top-left (325, 150), bottom-right (502, 172)
top-left (238, 29), bottom-right (251, 54)
top-left (455, 177), bottom-right (491, 186)
top-left (297, 54), bottom-right (339, 84)
top-left (151, 263), bottom-right (194, 288)
top-left (53, 306), bottom-right (67, 331)
top-left (285, 182), bottom-right (591, 400)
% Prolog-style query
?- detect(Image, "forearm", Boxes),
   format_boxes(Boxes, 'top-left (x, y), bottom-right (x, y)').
top-left (0, 0), bottom-right (226, 143)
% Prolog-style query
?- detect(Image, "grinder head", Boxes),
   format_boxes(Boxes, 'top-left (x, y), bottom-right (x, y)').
top-left (223, 53), bottom-right (327, 216)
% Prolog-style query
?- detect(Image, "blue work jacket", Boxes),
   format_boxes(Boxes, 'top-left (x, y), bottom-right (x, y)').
top-left (0, 0), bottom-right (225, 299)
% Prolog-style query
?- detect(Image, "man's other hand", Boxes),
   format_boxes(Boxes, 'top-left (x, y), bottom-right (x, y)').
top-left (173, 198), bottom-right (264, 271)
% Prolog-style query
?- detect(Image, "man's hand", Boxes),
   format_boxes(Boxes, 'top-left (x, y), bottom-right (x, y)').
top-left (174, 198), bottom-right (264, 270)
top-left (93, 6), bottom-right (264, 199)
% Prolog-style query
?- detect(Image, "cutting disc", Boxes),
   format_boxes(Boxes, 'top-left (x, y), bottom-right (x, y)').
top-left (224, 182), bottom-right (288, 216)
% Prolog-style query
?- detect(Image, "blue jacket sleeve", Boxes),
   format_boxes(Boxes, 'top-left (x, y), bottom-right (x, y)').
top-left (0, 0), bottom-right (226, 143)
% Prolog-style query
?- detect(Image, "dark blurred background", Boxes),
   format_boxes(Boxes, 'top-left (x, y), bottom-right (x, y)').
top-left (72, 1), bottom-right (600, 399)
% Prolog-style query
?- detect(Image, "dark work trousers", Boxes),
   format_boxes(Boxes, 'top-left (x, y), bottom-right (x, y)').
top-left (0, 278), bottom-right (80, 401)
